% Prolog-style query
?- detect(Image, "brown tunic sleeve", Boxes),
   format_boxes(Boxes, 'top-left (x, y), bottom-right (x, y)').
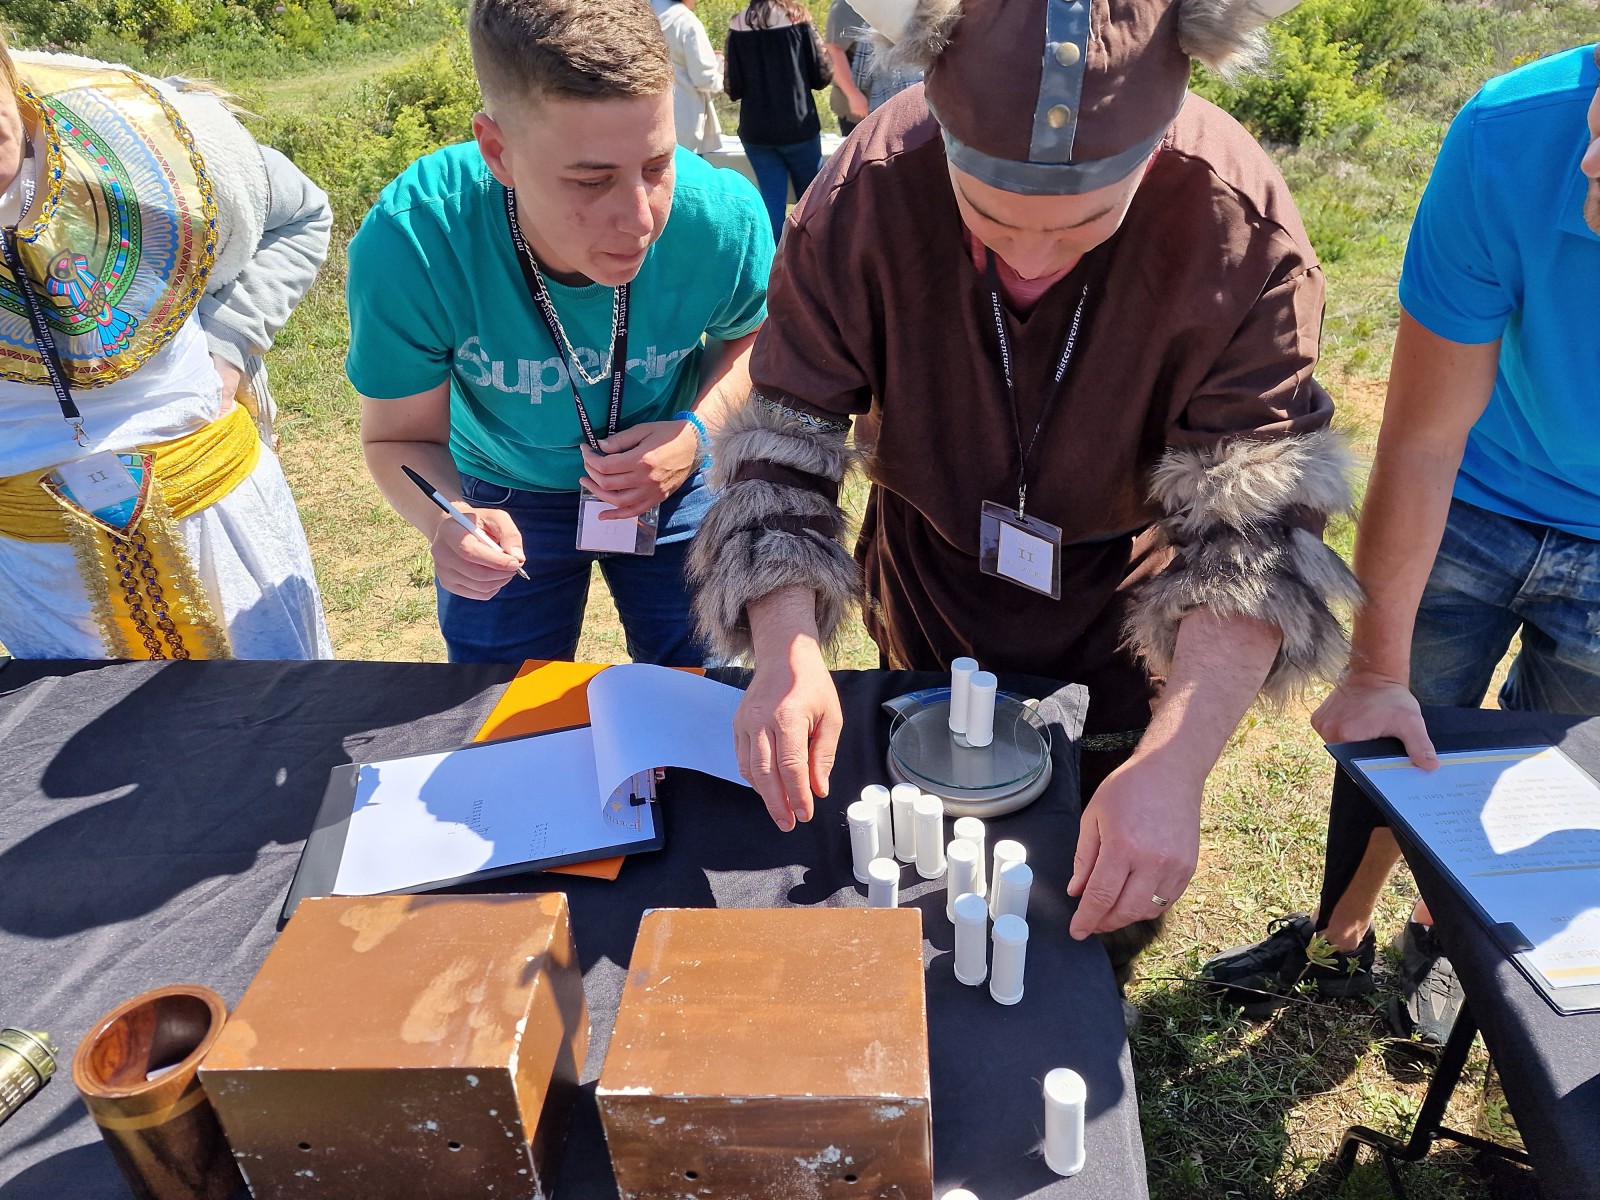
top-left (1128, 247), bottom-right (1362, 704)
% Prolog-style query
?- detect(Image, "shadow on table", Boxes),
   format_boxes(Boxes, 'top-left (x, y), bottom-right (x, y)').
top-left (0, 659), bottom-right (513, 939)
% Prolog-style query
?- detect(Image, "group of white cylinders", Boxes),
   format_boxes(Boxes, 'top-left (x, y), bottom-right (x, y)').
top-left (847, 790), bottom-right (1035, 1004)
top-left (948, 657), bottom-right (998, 748)
top-left (846, 785), bottom-right (1085, 1183)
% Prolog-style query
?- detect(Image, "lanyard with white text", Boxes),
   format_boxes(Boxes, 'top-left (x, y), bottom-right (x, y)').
top-left (984, 248), bottom-right (1088, 517)
top-left (0, 140), bottom-right (89, 447)
top-left (504, 186), bottom-right (629, 453)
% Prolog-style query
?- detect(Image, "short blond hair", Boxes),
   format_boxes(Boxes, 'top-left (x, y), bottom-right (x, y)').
top-left (468, 0), bottom-right (671, 110)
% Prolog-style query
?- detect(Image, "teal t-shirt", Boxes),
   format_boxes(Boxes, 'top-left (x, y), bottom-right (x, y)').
top-left (345, 143), bottom-right (772, 492)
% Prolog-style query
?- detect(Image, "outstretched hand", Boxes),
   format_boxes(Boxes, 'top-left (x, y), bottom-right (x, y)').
top-left (733, 638), bottom-right (841, 831)
top-left (1312, 670), bottom-right (1438, 768)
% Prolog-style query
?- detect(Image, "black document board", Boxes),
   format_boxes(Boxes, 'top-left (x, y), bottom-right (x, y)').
top-left (282, 724), bottom-right (665, 922)
top-left (1330, 733), bottom-right (1600, 1016)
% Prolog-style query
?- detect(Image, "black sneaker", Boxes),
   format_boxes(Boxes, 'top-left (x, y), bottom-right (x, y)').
top-left (1292, 924), bottom-right (1377, 1001)
top-left (1203, 913), bottom-right (1315, 1017)
top-left (1204, 914), bottom-right (1377, 1016)
top-left (1386, 920), bottom-right (1462, 1046)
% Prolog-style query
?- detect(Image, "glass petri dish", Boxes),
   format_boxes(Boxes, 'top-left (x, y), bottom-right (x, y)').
top-left (888, 695), bottom-right (1051, 797)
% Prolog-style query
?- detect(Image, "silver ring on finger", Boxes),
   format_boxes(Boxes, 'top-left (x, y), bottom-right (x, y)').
top-left (1151, 894), bottom-right (1171, 907)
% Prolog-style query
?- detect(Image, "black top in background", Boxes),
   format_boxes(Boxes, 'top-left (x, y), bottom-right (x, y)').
top-left (725, 20), bottom-right (830, 145)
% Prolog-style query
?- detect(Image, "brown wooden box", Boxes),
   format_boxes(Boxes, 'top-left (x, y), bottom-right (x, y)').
top-left (597, 907), bottom-right (932, 1200)
top-left (199, 893), bottom-right (588, 1198)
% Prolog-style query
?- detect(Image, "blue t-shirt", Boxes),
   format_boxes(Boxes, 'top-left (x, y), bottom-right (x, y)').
top-left (1398, 45), bottom-right (1600, 538)
top-left (346, 143), bottom-right (772, 492)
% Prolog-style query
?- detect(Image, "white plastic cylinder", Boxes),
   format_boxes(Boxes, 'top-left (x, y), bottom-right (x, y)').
top-left (914, 794), bottom-right (946, 879)
top-left (990, 839), bottom-right (1027, 919)
top-left (862, 784), bottom-right (893, 860)
top-left (941, 1192), bottom-right (981, 1200)
top-left (846, 800), bottom-right (880, 885)
top-left (965, 671), bottom-right (998, 749)
top-left (1043, 1067), bottom-right (1087, 1176)
top-left (952, 815), bottom-right (987, 896)
top-left (992, 860), bottom-right (1033, 923)
top-left (945, 839), bottom-right (982, 922)
top-left (890, 783), bottom-right (920, 863)
top-left (867, 857), bottom-right (900, 908)
top-left (948, 656), bottom-right (979, 735)
top-left (990, 914), bottom-right (1029, 1005)
top-left (952, 892), bottom-right (988, 986)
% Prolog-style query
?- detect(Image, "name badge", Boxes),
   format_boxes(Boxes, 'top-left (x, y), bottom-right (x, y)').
top-left (979, 499), bottom-right (1062, 599)
top-left (577, 494), bottom-right (659, 556)
top-left (48, 451), bottom-right (151, 535)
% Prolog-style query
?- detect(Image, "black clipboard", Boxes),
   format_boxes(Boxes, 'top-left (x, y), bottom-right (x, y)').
top-left (282, 723), bottom-right (665, 923)
top-left (1330, 733), bottom-right (1600, 1016)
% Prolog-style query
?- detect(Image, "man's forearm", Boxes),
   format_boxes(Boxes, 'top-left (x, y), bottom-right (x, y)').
top-left (1346, 314), bottom-right (1500, 681)
top-left (1136, 607), bottom-right (1282, 785)
top-left (748, 584), bottom-right (821, 663)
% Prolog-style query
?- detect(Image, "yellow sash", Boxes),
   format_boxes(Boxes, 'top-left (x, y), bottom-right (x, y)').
top-left (0, 404), bottom-right (259, 659)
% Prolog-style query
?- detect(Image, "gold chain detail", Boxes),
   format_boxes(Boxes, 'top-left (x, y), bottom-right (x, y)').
top-left (106, 530), bottom-right (190, 660)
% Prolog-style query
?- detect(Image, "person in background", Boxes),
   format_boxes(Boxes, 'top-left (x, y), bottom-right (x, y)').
top-left (0, 38), bottom-right (333, 660)
top-left (725, 0), bottom-right (832, 243)
top-left (660, 0), bottom-right (723, 154)
top-left (825, 0), bottom-right (922, 137)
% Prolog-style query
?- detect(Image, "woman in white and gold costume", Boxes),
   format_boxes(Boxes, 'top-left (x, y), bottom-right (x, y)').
top-left (0, 34), bottom-right (332, 659)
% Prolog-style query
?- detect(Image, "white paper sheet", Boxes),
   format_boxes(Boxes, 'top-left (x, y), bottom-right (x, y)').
top-left (333, 730), bottom-right (659, 895)
top-left (1356, 746), bottom-right (1600, 989)
top-left (331, 665), bottom-right (748, 895)
top-left (585, 663), bottom-right (747, 810)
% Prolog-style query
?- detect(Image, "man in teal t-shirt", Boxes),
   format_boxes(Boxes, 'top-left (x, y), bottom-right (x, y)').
top-left (347, 0), bottom-right (771, 665)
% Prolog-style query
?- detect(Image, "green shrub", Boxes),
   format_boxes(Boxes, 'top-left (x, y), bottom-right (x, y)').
top-left (1193, 0), bottom-right (1389, 145)
top-left (262, 33), bottom-right (480, 228)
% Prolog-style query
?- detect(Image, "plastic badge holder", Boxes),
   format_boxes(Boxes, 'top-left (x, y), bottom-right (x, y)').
top-left (885, 690), bottom-right (1052, 817)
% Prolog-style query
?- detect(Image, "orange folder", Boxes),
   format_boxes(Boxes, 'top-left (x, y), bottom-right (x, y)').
top-left (473, 660), bottom-right (705, 881)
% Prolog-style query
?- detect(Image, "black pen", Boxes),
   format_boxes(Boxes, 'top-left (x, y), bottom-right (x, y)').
top-left (400, 464), bottom-right (530, 581)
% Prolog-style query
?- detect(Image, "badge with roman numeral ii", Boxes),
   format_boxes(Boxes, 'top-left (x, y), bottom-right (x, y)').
top-left (979, 499), bottom-right (1063, 599)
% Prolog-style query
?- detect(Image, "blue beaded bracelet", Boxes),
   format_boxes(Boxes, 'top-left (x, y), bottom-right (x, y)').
top-left (675, 409), bottom-right (712, 469)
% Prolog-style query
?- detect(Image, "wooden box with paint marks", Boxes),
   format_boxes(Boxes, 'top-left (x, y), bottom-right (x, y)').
top-left (199, 893), bottom-right (588, 1197)
top-left (597, 907), bottom-right (932, 1199)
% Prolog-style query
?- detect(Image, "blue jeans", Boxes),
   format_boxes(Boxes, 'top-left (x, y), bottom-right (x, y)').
top-left (436, 471), bottom-right (713, 666)
top-left (1410, 497), bottom-right (1600, 714)
top-left (745, 136), bottom-right (822, 244)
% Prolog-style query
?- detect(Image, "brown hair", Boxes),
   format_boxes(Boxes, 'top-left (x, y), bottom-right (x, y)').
top-left (743, 0), bottom-right (811, 28)
top-left (468, 0), bottom-right (671, 109)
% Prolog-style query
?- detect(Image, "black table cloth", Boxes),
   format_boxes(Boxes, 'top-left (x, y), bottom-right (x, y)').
top-left (1330, 707), bottom-right (1600, 1199)
top-left (0, 659), bottom-right (1148, 1200)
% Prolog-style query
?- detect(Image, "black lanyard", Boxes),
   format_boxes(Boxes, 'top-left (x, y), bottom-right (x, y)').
top-left (0, 140), bottom-right (89, 447)
top-left (984, 248), bottom-right (1088, 516)
top-left (503, 187), bottom-right (629, 453)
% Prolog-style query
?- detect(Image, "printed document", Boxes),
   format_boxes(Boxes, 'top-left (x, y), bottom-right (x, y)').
top-left (333, 664), bottom-right (746, 895)
top-left (1356, 746), bottom-right (1600, 989)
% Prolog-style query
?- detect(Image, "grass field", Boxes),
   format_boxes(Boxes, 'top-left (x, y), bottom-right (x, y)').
top-left (14, 1), bottom-right (1597, 1193)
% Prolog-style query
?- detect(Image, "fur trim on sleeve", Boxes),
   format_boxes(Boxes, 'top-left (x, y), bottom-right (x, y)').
top-left (1178, 0), bottom-right (1304, 77)
top-left (689, 393), bottom-right (863, 662)
top-left (1125, 429), bottom-right (1361, 705)
top-left (852, 0), bottom-right (963, 71)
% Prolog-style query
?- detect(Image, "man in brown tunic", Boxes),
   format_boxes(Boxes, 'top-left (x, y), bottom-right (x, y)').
top-left (690, 0), bottom-right (1358, 968)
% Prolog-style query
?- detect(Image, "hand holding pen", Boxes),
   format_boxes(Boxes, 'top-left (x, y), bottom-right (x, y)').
top-left (402, 465), bottom-right (530, 599)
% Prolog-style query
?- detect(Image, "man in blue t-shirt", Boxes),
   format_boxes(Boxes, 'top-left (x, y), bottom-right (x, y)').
top-left (1206, 45), bottom-right (1600, 1038)
top-left (346, 0), bottom-right (771, 665)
